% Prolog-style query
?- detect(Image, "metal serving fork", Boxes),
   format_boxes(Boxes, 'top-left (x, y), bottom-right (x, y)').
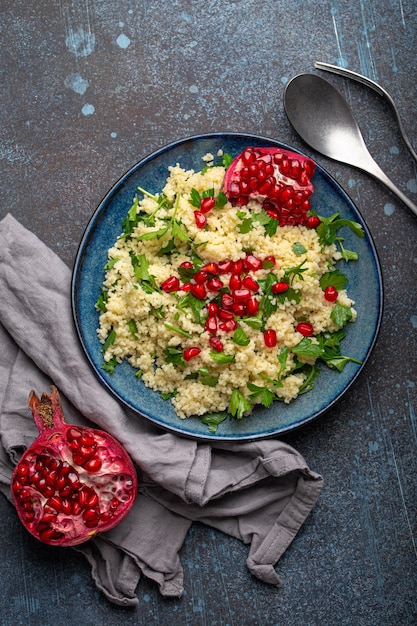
top-left (314, 61), bottom-right (417, 163)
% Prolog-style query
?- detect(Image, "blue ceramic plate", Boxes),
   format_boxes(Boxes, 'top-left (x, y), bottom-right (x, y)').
top-left (72, 133), bottom-right (383, 441)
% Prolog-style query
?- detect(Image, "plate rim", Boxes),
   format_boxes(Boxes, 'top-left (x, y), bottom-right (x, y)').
top-left (71, 131), bottom-right (384, 441)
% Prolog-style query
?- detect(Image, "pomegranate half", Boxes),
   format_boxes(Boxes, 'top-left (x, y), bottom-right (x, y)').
top-left (223, 146), bottom-right (316, 226)
top-left (11, 386), bottom-right (138, 547)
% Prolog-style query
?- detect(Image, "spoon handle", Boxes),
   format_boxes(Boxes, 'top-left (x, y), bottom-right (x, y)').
top-left (314, 62), bottom-right (417, 163)
top-left (363, 156), bottom-right (417, 218)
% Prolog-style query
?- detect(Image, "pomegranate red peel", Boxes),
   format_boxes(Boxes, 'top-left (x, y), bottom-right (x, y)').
top-left (223, 146), bottom-right (317, 226)
top-left (11, 386), bottom-right (138, 547)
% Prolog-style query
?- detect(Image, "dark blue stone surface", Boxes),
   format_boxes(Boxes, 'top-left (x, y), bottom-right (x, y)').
top-left (1, 1), bottom-right (416, 624)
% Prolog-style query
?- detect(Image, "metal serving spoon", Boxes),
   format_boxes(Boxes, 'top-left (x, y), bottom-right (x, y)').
top-left (283, 73), bottom-right (417, 218)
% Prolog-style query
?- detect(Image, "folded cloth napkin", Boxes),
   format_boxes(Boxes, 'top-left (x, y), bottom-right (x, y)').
top-left (0, 214), bottom-right (323, 606)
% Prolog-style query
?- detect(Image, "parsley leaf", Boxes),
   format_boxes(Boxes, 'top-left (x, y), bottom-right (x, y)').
top-left (102, 356), bottom-right (117, 374)
top-left (164, 323), bottom-right (193, 339)
top-left (229, 389), bottom-right (251, 419)
top-left (177, 291), bottom-right (206, 323)
top-left (237, 211), bottom-right (253, 234)
top-left (190, 188), bottom-right (202, 208)
top-left (283, 259), bottom-right (308, 285)
top-left (247, 383), bottom-right (275, 408)
top-left (292, 242), bottom-right (307, 255)
top-left (163, 346), bottom-right (185, 368)
top-left (221, 153), bottom-right (233, 168)
top-left (210, 351), bottom-right (235, 365)
top-left (95, 287), bottom-right (108, 312)
top-left (232, 325), bottom-right (250, 346)
top-left (121, 195), bottom-right (140, 237)
top-left (198, 367), bottom-right (219, 387)
top-left (298, 364), bottom-right (320, 394)
top-left (201, 411), bottom-right (227, 433)
top-left (130, 253), bottom-right (160, 293)
top-left (127, 319), bottom-right (138, 338)
top-left (336, 238), bottom-right (359, 262)
top-left (104, 257), bottom-right (120, 270)
top-left (292, 337), bottom-right (323, 358)
top-left (102, 329), bottom-right (116, 352)
top-left (330, 303), bottom-right (353, 328)
top-left (215, 192), bottom-right (228, 209)
top-left (242, 313), bottom-right (263, 330)
top-left (320, 269), bottom-right (348, 291)
top-left (316, 212), bottom-right (364, 244)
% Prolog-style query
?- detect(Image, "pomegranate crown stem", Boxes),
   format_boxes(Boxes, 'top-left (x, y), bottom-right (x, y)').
top-left (28, 385), bottom-right (66, 433)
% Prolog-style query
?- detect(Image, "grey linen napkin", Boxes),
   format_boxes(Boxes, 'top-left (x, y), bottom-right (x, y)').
top-left (0, 214), bottom-right (323, 606)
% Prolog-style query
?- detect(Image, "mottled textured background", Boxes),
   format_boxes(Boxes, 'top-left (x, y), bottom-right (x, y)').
top-left (1, 0), bottom-right (416, 624)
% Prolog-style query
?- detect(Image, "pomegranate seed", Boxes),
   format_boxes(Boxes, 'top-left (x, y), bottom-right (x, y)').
top-left (272, 282), bottom-right (289, 294)
top-left (79, 444), bottom-right (95, 458)
top-left (78, 488), bottom-right (89, 507)
top-left (72, 501), bottom-right (82, 515)
top-left (218, 309), bottom-right (234, 321)
top-left (184, 347), bottom-right (201, 361)
top-left (18, 487), bottom-right (32, 501)
top-left (202, 262), bottom-right (219, 274)
top-left (246, 298), bottom-right (259, 316)
top-left (259, 179), bottom-right (274, 195)
top-left (221, 293), bottom-right (234, 309)
top-left (16, 463), bottom-right (29, 478)
top-left (83, 458), bottom-right (103, 473)
top-left (83, 508), bottom-right (100, 528)
top-left (80, 432), bottom-right (95, 446)
top-left (161, 276), bottom-right (180, 292)
top-left (12, 480), bottom-right (22, 493)
top-left (181, 282), bottom-right (192, 291)
top-left (191, 283), bottom-right (207, 299)
top-left (207, 302), bottom-right (219, 316)
top-left (194, 270), bottom-right (208, 284)
top-left (47, 496), bottom-right (63, 512)
top-left (242, 275), bottom-right (259, 291)
top-left (244, 254), bottom-right (263, 271)
top-left (39, 527), bottom-right (64, 543)
top-left (205, 316), bottom-right (218, 334)
top-left (242, 148), bottom-right (256, 164)
top-left (231, 259), bottom-right (244, 275)
top-left (241, 166), bottom-right (251, 180)
top-left (200, 196), bottom-right (216, 213)
top-left (305, 215), bottom-right (321, 228)
top-left (209, 336), bottom-right (224, 352)
top-left (296, 322), bottom-right (314, 336)
top-left (67, 427), bottom-right (82, 441)
top-left (232, 288), bottom-right (251, 302)
top-left (207, 277), bottom-right (223, 291)
top-left (179, 261), bottom-right (193, 270)
top-left (229, 274), bottom-right (242, 290)
top-left (194, 211), bottom-right (207, 229)
top-left (232, 302), bottom-right (246, 316)
top-left (263, 329), bottom-right (277, 347)
top-left (217, 260), bottom-right (233, 274)
top-left (61, 498), bottom-right (73, 515)
top-left (324, 286), bottom-right (338, 302)
top-left (219, 319), bottom-right (238, 332)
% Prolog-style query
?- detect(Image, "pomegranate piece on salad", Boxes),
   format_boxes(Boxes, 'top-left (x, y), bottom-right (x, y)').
top-left (223, 146), bottom-right (316, 226)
